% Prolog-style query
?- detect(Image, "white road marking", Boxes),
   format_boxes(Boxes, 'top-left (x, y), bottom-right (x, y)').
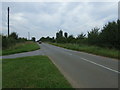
top-left (80, 57), bottom-right (120, 74)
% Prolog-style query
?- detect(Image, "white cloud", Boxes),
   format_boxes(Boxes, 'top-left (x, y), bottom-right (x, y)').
top-left (11, 13), bottom-right (25, 21)
top-left (1, 2), bottom-right (118, 39)
top-left (1, 0), bottom-right (119, 2)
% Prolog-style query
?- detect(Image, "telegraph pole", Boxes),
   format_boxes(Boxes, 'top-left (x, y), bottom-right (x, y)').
top-left (28, 32), bottom-right (30, 40)
top-left (8, 7), bottom-right (10, 37)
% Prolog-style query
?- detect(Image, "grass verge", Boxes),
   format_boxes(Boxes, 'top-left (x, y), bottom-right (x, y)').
top-left (2, 41), bottom-right (40, 55)
top-left (50, 43), bottom-right (119, 59)
top-left (2, 55), bottom-right (72, 88)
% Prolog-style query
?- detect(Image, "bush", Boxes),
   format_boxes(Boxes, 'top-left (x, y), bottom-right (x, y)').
top-left (2, 32), bottom-right (28, 50)
top-left (2, 35), bottom-right (17, 49)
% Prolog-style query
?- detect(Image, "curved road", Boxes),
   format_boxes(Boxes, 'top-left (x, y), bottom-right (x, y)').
top-left (2, 43), bottom-right (119, 88)
top-left (40, 43), bottom-right (119, 88)
top-left (2, 49), bottom-right (44, 59)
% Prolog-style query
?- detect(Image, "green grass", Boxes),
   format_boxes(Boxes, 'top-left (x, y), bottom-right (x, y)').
top-left (0, 58), bottom-right (1, 88)
top-left (0, 49), bottom-right (1, 56)
top-left (50, 43), bottom-right (119, 59)
top-left (2, 41), bottom-right (40, 55)
top-left (2, 55), bottom-right (72, 88)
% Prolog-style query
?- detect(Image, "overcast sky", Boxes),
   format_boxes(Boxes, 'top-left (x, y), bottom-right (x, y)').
top-left (1, 2), bottom-right (118, 40)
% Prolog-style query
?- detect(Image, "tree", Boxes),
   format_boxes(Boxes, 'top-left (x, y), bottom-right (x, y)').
top-left (32, 37), bottom-right (36, 42)
top-left (56, 30), bottom-right (65, 43)
top-left (76, 33), bottom-right (86, 44)
top-left (9, 32), bottom-right (18, 40)
top-left (77, 33), bottom-right (86, 39)
top-left (56, 32), bottom-right (59, 39)
top-left (100, 21), bottom-right (118, 48)
top-left (59, 30), bottom-right (63, 37)
top-left (87, 27), bottom-right (100, 45)
top-left (40, 36), bottom-right (55, 42)
top-left (64, 32), bottom-right (68, 38)
top-left (56, 30), bottom-right (63, 39)
top-left (117, 19), bottom-right (120, 49)
top-left (67, 35), bottom-right (75, 43)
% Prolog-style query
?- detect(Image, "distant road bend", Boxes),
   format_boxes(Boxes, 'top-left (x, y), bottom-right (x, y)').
top-left (40, 43), bottom-right (119, 88)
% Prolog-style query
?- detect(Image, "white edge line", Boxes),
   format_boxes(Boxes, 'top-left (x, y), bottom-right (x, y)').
top-left (80, 57), bottom-right (120, 74)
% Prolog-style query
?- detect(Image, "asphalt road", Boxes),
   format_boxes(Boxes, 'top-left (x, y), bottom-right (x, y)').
top-left (2, 49), bottom-right (44, 59)
top-left (39, 43), bottom-right (119, 88)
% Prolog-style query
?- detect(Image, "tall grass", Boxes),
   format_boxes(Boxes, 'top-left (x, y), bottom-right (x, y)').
top-left (2, 41), bottom-right (40, 55)
top-left (50, 43), bottom-right (119, 59)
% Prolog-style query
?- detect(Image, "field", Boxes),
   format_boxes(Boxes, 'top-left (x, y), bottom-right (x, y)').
top-left (50, 43), bottom-right (119, 59)
top-left (2, 55), bottom-right (72, 88)
top-left (2, 41), bottom-right (40, 55)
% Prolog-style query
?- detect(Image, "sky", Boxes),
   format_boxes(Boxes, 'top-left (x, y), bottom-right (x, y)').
top-left (1, 1), bottom-right (118, 40)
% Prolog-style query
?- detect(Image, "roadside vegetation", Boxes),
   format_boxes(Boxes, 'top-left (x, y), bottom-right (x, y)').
top-left (2, 32), bottom-right (39, 55)
top-left (2, 41), bottom-right (40, 55)
top-left (0, 35), bottom-right (2, 56)
top-left (40, 20), bottom-right (119, 59)
top-left (3, 55), bottom-right (72, 88)
top-left (2, 32), bottom-right (28, 50)
top-left (50, 43), bottom-right (119, 59)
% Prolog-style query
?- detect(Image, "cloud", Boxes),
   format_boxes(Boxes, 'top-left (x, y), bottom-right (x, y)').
top-left (1, 2), bottom-right (118, 39)
top-left (11, 13), bottom-right (25, 22)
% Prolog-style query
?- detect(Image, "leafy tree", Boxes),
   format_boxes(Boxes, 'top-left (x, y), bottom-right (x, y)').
top-left (32, 37), bottom-right (36, 42)
top-left (9, 32), bottom-right (18, 40)
top-left (39, 20), bottom-right (120, 49)
top-left (2, 35), bottom-right (17, 49)
top-left (77, 33), bottom-right (86, 39)
top-left (64, 32), bottom-right (68, 38)
top-left (40, 36), bottom-right (55, 42)
top-left (2, 32), bottom-right (28, 49)
top-left (59, 30), bottom-right (63, 37)
top-left (117, 19), bottom-right (120, 49)
top-left (56, 30), bottom-right (63, 38)
top-left (76, 33), bottom-right (86, 44)
top-left (100, 21), bottom-right (118, 48)
top-left (88, 27), bottom-right (100, 45)
top-left (67, 35), bottom-right (75, 43)
top-left (56, 32), bottom-right (59, 39)
top-left (56, 37), bottom-right (66, 43)
top-left (56, 30), bottom-right (65, 43)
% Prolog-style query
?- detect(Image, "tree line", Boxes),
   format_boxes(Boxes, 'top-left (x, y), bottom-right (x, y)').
top-left (2, 32), bottom-right (28, 49)
top-left (1, 31), bottom-right (37, 50)
top-left (40, 20), bottom-right (120, 50)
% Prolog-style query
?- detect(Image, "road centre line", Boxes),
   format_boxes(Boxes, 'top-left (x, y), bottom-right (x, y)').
top-left (48, 44), bottom-right (119, 74)
top-left (80, 57), bottom-right (119, 74)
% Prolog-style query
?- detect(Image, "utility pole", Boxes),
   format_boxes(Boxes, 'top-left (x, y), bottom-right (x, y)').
top-left (8, 7), bottom-right (10, 37)
top-left (28, 32), bottom-right (30, 40)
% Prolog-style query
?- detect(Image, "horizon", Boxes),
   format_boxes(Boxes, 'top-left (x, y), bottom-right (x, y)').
top-left (1, 2), bottom-right (118, 40)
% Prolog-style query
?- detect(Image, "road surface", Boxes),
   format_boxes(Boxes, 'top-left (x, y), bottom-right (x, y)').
top-left (2, 49), bottom-right (44, 59)
top-left (39, 43), bottom-right (119, 88)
